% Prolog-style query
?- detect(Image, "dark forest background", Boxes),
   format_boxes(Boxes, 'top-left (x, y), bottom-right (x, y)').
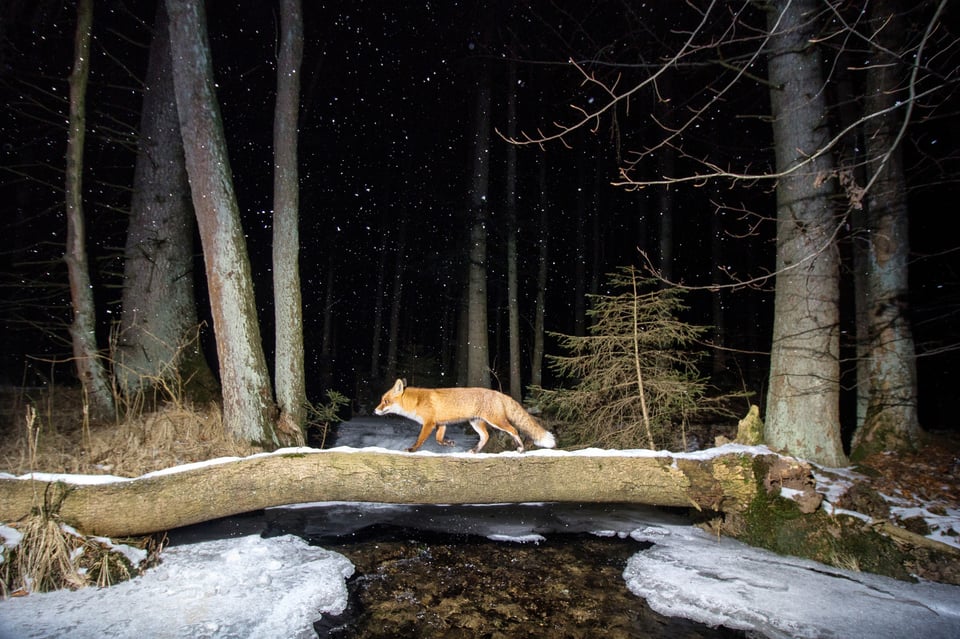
top-left (1, 0), bottom-right (957, 438)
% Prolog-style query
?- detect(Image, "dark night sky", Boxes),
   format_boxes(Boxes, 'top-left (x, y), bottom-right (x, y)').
top-left (1, 1), bottom-right (958, 430)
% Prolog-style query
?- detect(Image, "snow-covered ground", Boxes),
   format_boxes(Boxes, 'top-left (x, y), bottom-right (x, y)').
top-left (0, 534), bottom-right (352, 639)
top-left (1, 417), bottom-right (959, 638)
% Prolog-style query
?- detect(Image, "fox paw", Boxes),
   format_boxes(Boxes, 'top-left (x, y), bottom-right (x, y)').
top-left (438, 439), bottom-right (456, 447)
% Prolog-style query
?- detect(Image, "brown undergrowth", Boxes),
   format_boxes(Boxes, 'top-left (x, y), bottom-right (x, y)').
top-left (0, 385), bottom-right (259, 596)
top-left (1, 386), bottom-right (263, 478)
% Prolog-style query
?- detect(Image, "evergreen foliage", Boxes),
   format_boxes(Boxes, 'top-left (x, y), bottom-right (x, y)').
top-left (536, 266), bottom-right (714, 450)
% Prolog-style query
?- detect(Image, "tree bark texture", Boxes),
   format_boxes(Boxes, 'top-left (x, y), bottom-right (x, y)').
top-left (64, 0), bottom-right (115, 419)
top-left (119, 0), bottom-right (216, 403)
top-left (165, 0), bottom-right (277, 444)
top-left (466, 70), bottom-right (491, 388)
top-left (763, 0), bottom-right (846, 467)
top-left (272, 0), bottom-right (307, 440)
top-left (506, 61), bottom-right (522, 401)
top-left (385, 227), bottom-right (405, 382)
top-left (851, 0), bottom-right (920, 459)
top-left (530, 157), bottom-right (548, 388)
top-left (0, 449), bottom-right (801, 538)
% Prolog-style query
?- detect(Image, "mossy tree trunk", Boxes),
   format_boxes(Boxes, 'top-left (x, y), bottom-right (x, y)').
top-left (850, 0), bottom-right (921, 460)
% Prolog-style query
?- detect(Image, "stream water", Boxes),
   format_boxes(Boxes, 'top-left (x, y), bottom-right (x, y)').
top-left (168, 502), bottom-right (747, 638)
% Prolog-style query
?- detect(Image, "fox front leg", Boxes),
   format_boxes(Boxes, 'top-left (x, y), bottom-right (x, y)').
top-left (407, 421), bottom-right (437, 452)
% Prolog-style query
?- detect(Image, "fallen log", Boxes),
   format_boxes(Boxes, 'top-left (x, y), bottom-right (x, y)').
top-left (0, 445), bottom-right (816, 538)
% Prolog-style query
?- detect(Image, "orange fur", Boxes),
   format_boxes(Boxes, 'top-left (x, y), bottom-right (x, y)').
top-left (374, 378), bottom-right (556, 453)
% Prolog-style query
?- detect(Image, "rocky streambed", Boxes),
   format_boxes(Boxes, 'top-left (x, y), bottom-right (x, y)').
top-left (313, 526), bottom-right (745, 638)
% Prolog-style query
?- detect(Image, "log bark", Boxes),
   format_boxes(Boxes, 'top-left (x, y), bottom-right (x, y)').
top-left (0, 449), bottom-right (799, 538)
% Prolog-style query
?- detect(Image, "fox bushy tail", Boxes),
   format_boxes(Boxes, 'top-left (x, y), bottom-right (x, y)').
top-left (505, 399), bottom-right (556, 448)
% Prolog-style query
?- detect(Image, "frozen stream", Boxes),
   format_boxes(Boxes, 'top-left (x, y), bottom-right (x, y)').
top-left (167, 501), bottom-right (743, 638)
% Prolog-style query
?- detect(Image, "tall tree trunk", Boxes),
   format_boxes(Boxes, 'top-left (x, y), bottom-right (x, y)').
top-left (656, 74), bottom-right (676, 284)
top-left (710, 200), bottom-right (729, 377)
top-left (64, 0), bottom-right (115, 420)
top-left (505, 61), bottom-right (522, 400)
top-left (530, 156), bottom-right (549, 388)
top-left (573, 166), bottom-right (588, 337)
top-left (657, 151), bottom-right (675, 284)
top-left (319, 258), bottom-right (335, 389)
top-left (851, 0), bottom-right (921, 459)
top-left (272, 0), bottom-right (306, 441)
top-left (832, 68), bottom-right (871, 433)
top-left (466, 70), bottom-right (491, 388)
top-left (119, 1), bottom-right (216, 405)
top-left (764, 0), bottom-right (846, 467)
top-left (385, 226), bottom-right (406, 382)
top-left (166, 0), bottom-right (277, 445)
top-left (369, 235), bottom-right (387, 381)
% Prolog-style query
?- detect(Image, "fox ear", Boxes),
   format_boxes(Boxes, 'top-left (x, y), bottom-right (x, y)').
top-left (393, 378), bottom-right (406, 393)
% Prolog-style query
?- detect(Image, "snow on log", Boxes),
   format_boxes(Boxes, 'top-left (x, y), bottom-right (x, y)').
top-left (0, 446), bottom-right (818, 538)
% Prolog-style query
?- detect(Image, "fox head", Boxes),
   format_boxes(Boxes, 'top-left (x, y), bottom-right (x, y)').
top-left (374, 378), bottom-right (406, 416)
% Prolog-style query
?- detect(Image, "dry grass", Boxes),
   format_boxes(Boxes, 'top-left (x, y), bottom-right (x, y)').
top-left (1, 386), bottom-right (263, 478)
top-left (0, 385), bottom-right (257, 596)
top-left (1, 510), bottom-right (161, 596)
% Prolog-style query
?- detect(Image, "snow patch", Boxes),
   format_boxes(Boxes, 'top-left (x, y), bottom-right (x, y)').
top-left (623, 522), bottom-right (960, 638)
top-left (0, 534), bottom-right (353, 639)
top-left (487, 533), bottom-right (546, 544)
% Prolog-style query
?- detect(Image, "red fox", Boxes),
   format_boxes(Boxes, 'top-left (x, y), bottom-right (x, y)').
top-left (374, 378), bottom-right (557, 453)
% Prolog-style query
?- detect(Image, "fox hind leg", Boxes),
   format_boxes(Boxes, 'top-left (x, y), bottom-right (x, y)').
top-left (468, 418), bottom-right (489, 453)
top-left (484, 418), bottom-right (525, 453)
top-left (435, 424), bottom-right (455, 447)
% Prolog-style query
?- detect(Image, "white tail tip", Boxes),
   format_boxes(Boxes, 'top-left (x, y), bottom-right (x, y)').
top-left (535, 432), bottom-right (556, 449)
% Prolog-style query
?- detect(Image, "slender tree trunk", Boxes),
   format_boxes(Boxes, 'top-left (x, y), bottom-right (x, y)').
top-left (385, 226), bottom-right (406, 382)
top-left (574, 167), bottom-right (587, 337)
top-left (851, 0), bottom-right (921, 459)
top-left (710, 201), bottom-right (729, 376)
top-left (456, 288), bottom-right (470, 386)
top-left (64, 0), bottom-right (115, 420)
top-left (590, 174), bottom-right (601, 298)
top-left (166, 0), bottom-right (277, 445)
top-left (530, 156), bottom-right (548, 388)
top-left (832, 69), bottom-right (871, 432)
top-left (119, 1), bottom-right (216, 404)
top-left (466, 70), bottom-right (491, 388)
top-left (506, 61), bottom-right (522, 400)
top-left (764, 0), bottom-right (846, 467)
top-left (272, 0), bottom-right (306, 441)
top-left (369, 236), bottom-right (387, 380)
top-left (657, 151), bottom-right (675, 283)
top-left (319, 258), bottom-right (335, 389)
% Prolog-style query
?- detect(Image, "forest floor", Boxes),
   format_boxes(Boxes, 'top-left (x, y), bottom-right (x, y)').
top-left (1, 386), bottom-right (959, 586)
top-left (823, 429), bottom-right (960, 583)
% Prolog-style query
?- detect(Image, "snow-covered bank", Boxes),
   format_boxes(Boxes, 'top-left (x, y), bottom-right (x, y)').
top-left (625, 522), bottom-right (960, 639)
top-left (2, 502), bottom-right (959, 639)
top-left (0, 534), bottom-right (353, 639)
